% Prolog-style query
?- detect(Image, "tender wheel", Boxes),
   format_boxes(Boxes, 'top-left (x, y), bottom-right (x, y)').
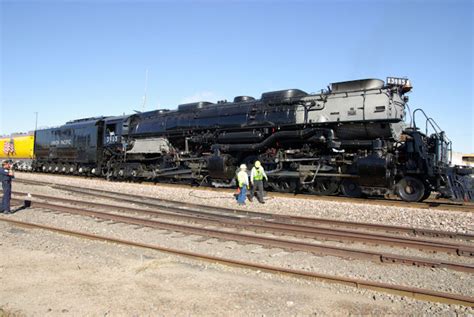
top-left (396, 177), bottom-right (426, 202)
top-left (307, 178), bottom-right (339, 195)
top-left (340, 179), bottom-right (363, 198)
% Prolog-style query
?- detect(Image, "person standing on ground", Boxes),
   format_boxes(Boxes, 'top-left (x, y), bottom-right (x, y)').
top-left (0, 160), bottom-right (15, 214)
top-left (250, 160), bottom-right (268, 204)
top-left (236, 164), bottom-right (249, 206)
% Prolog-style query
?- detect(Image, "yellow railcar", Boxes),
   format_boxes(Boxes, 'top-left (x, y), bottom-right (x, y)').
top-left (0, 134), bottom-right (35, 161)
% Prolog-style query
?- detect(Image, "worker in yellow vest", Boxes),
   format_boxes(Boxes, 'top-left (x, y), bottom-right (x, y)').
top-left (236, 164), bottom-right (249, 205)
top-left (250, 160), bottom-right (268, 204)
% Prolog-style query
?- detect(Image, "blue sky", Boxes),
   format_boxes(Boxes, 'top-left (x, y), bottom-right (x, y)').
top-left (1, 0), bottom-right (473, 152)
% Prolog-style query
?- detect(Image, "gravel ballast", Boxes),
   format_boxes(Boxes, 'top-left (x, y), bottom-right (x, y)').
top-left (1, 172), bottom-right (472, 315)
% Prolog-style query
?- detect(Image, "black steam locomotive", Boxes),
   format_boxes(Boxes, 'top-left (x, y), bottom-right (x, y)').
top-left (31, 77), bottom-right (474, 202)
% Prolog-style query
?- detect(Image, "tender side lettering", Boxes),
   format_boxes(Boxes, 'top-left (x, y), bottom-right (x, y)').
top-left (51, 139), bottom-right (72, 146)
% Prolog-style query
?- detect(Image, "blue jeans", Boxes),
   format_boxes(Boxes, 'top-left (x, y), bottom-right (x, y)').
top-left (1, 182), bottom-right (11, 212)
top-left (237, 186), bottom-right (247, 205)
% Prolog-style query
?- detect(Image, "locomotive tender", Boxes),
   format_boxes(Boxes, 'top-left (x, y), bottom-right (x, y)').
top-left (30, 77), bottom-right (474, 202)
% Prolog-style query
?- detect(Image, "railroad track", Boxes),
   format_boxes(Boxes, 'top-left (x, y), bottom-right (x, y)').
top-left (14, 177), bottom-right (474, 242)
top-left (9, 193), bottom-right (474, 273)
top-left (16, 173), bottom-right (474, 212)
top-left (7, 179), bottom-right (474, 306)
top-left (0, 216), bottom-right (473, 307)
top-left (10, 191), bottom-right (474, 255)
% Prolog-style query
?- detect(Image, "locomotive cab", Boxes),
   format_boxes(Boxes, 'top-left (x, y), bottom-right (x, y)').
top-left (103, 115), bottom-right (133, 146)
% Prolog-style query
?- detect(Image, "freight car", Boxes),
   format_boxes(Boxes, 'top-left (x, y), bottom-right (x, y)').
top-left (31, 77), bottom-right (474, 202)
top-left (0, 133), bottom-right (35, 170)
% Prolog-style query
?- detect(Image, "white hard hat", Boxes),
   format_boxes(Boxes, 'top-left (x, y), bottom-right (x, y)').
top-left (239, 164), bottom-right (247, 170)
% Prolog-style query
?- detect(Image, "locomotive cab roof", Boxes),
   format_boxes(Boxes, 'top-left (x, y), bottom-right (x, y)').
top-left (104, 114), bottom-right (135, 123)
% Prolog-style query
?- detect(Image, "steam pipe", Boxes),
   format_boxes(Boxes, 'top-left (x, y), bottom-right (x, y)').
top-left (215, 128), bottom-right (334, 152)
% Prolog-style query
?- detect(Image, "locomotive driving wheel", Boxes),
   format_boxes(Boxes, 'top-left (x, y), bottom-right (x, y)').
top-left (269, 180), bottom-right (297, 193)
top-left (420, 188), bottom-right (432, 202)
top-left (396, 176), bottom-right (426, 202)
top-left (340, 179), bottom-right (363, 198)
top-left (307, 178), bottom-right (339, 195)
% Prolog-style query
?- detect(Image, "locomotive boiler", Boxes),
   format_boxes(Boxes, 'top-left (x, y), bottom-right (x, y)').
top-left (31, 77), bottom-right (474, 202)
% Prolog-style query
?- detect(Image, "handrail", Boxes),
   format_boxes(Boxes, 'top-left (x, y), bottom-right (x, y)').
top-left (412, 108), bottom-right (445, 137)
top-left (427, 117), bottom-right (451, 143)
top-left (412, 108), bottom-right (439, 134)
top-left (412, 108), bottom-right (452, 164)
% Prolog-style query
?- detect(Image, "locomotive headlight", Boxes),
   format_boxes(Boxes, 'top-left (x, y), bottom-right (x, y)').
top-left (402, 80), bottom-right (413, 93)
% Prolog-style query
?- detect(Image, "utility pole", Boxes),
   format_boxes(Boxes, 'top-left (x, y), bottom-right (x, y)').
top-left (34, 112), bottom-right (38, 130)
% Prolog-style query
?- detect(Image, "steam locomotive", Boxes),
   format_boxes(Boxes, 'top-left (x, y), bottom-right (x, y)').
top-left (25, 77), bottom-right (473, 202)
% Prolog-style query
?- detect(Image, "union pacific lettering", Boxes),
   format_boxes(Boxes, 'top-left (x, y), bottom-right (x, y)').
top-left (51, 139), bottom-right (72, 146)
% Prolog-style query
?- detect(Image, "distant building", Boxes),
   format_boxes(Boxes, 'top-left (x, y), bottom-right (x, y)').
top-left (462, 154), bottom-right (474, 167)
top-left (452, 152), bottom-right (474, 166)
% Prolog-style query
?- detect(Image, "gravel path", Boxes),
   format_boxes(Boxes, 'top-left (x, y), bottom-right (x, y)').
top-left (1, 221), bottom-right (444, 316)
top-left (6, 207), bottom-right (474, 297)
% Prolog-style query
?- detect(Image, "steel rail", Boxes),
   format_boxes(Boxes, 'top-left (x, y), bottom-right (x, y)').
top-left (16, 174), bottom-right (474, 212)
top-left (11, 192), bottom-right (474, 257)
top-left (272, 214), bottom-right (474, 241)
top-left (0, 217), bottom-right (473, 307)
top-left (14, 178), bottom-right (474, 241)
top-left (12, 199), bottom-right (474, 273)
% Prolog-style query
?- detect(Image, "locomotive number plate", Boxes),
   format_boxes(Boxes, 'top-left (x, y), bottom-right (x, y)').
top-left (387, 77), bottom-right (409, 86)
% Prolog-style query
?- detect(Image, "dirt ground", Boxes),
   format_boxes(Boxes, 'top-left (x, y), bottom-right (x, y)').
top-left (0, 221), bottom-right (410, 316)
top-left (2, 173), bottom-right (472, 316)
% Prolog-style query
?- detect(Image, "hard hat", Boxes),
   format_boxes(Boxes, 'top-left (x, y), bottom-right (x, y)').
top-left (239, 164), bottom-right (247, 170)
top-left (254, 161), bottom-right (261, 168)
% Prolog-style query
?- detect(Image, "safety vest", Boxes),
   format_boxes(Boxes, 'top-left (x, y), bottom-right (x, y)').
top-left (237, 170), bottom-right (248, 187)
top-left (253, 167), bottom-right (264, 181)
